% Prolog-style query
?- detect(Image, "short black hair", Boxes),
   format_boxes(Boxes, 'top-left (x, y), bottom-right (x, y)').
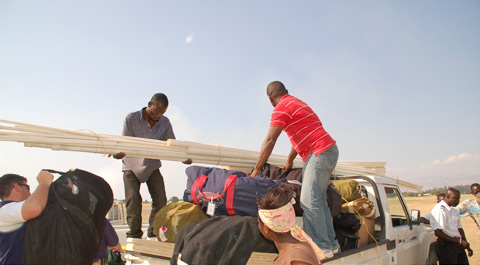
top-left (471, 183), bottom-right (480, 192)
top-left (266, 81), bottom-right (288, 99)
top-left (151, 93), bottom-right (169, 107)
top-left (0, 174), bottom-right (27, 200)
top-left (257, 184), bottom-right (293, 210)
top-left (447, 187), bottom-right (460, 196)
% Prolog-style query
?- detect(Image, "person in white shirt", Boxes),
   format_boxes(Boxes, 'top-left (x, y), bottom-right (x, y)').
top-left (430, 188), bottom-right (473, 265)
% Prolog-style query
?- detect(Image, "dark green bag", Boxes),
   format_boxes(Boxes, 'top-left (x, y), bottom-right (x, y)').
top-left (107, 249), bottom-right (125, 265)
top-left (332, 179), bottom-right (361, 202)
top-left (153, 202), bottom-right (208, 243)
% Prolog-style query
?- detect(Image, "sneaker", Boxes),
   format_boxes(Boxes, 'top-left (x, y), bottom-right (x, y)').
top-left (323, 246), bottom-right (340, 259)
top-left (333, 245), bottom-right (341, 254)
top-left (146, 236), bottom-right (158, 241)
top-left (323, 249), bottom-right (334, 259)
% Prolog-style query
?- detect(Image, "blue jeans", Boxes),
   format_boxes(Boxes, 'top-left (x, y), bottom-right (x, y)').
top-left (301, 144), bottom-right (339, 250)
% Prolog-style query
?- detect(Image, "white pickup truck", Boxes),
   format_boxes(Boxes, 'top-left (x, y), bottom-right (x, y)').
top-left (120, 173), bottom-right (438, 265)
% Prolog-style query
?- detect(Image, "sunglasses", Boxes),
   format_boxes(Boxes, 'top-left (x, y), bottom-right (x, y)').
top-left (17, 183), bottom-right (30, 191)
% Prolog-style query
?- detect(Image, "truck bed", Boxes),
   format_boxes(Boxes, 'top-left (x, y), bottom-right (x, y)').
top-left (125, 238), bottom-right (391, 265)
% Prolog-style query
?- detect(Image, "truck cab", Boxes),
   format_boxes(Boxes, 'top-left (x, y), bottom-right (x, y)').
top-left (323, 175), bottom-right (437, 265)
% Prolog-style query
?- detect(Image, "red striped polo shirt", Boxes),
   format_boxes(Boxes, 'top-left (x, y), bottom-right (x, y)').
top-left (270, 94), bottom-right (336, 162)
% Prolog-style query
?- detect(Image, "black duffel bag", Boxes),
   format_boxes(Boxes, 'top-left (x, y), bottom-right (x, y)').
top-left (258, 163), bottom-right (343, 217)
top-left (171, 215), bottom-right (277, 265)
top-left (24, 168), bottom-right (113, 265)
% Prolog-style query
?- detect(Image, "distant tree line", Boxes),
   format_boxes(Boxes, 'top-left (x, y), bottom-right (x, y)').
top-left (402, 184), bottom-right (473, 197)
top-left (424, 184), bottom-right (472, 195)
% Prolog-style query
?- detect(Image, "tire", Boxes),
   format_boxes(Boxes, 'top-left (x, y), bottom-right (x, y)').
top-left (426, 244), bottom-right (438, 265)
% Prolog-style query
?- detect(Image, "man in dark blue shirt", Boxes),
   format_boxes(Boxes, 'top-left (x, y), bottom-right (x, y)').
top-left (0, 171), bottom-right (53, 265)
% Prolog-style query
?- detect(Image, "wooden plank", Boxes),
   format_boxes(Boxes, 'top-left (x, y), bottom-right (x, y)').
top-left (126, 238), bottom-right (175, 259)
top-left (247, 252), bottom-right (277, 265)
top-left (126, 238), bottom-right (277, 264)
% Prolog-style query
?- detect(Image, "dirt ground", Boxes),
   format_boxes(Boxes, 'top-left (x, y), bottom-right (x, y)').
top-left (405, 195), bottom-right (479, 264)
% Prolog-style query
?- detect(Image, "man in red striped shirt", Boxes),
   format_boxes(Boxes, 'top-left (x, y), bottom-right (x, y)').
top-left (251, 81), bottom-right (340, 258)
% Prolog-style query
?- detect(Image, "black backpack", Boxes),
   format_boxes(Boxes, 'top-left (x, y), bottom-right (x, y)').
top-left (24, 169), bottom-right (113, 265)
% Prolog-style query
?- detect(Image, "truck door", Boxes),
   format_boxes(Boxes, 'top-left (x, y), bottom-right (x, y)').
top-left (384, 187), bottom-right (419, 264)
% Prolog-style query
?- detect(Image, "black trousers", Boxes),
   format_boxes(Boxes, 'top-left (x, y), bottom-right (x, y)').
top-left (123, 169), bottom-right (167, 238)
top-left (436, 238), bottom-right (469, 265)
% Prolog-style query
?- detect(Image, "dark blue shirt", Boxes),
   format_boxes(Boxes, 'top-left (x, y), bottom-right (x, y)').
top-left (0, 201), bottom-right (26, 265)
top-left (94, 219), bottom-right (120, 261)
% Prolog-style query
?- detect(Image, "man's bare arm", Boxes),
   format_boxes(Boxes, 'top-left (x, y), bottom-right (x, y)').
top-left (282, 146), bottom-right (298, 171)
top-left (251, 126), bottom-right (283, 177)
top-left (22, 170), bottom-right (53, 221)
top-left (435, 229), bottom-right (469, 249)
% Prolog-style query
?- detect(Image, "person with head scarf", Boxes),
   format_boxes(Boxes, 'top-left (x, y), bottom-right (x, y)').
top-left (257, 185), bottom-right (325, 265)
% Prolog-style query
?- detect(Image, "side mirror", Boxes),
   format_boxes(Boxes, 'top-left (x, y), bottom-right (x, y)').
top-left (411, 209), bottom-right (421, 225)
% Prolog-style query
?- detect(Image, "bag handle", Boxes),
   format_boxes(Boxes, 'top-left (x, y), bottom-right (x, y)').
top-left (42, 169), bottom-right (67, 175)
top-left (191, 174), bottom-right (238, 210)
top-left (278, 168), bottom-right (292, 179)
top-left (191, 174), bottom-right (208, 207)
top-left (162, 207), bottom-right (178, 227)
top-left (225, 175), bottom-right (237, 216)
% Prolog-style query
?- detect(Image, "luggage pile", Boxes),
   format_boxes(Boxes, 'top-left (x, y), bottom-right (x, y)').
top-left (152, 165), bottom-right (284, 264)
top-left (150, 164), bottom-right (377, 264)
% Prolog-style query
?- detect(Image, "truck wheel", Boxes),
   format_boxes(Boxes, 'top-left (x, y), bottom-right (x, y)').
top-left (426, 245), bottom-right (438, 265)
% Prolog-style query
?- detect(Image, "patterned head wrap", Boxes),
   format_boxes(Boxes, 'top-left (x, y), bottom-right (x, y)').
top-left (258, 199), bottom-right (325, 264)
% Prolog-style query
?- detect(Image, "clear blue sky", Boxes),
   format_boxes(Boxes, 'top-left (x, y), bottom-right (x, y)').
top-left (1, 1), bottom-right (479, 200)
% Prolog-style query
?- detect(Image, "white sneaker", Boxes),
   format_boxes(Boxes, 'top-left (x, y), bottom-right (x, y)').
top-left (333, 245), bottom-right (341, 254)
top-left (323, 249), bottom-right (334, 259)
top-left (146, 236), bottom-right (158, 241)
top-left (323, 246), bottom-right (340, 259)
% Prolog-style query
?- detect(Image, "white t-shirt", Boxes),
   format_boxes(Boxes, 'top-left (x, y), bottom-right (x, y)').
top-left (422, 212), bottom-right (433, 222)
top-left (430, 200), bottom-right (462, 238)
top-left (0, 201), bottom-right (26, 232)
